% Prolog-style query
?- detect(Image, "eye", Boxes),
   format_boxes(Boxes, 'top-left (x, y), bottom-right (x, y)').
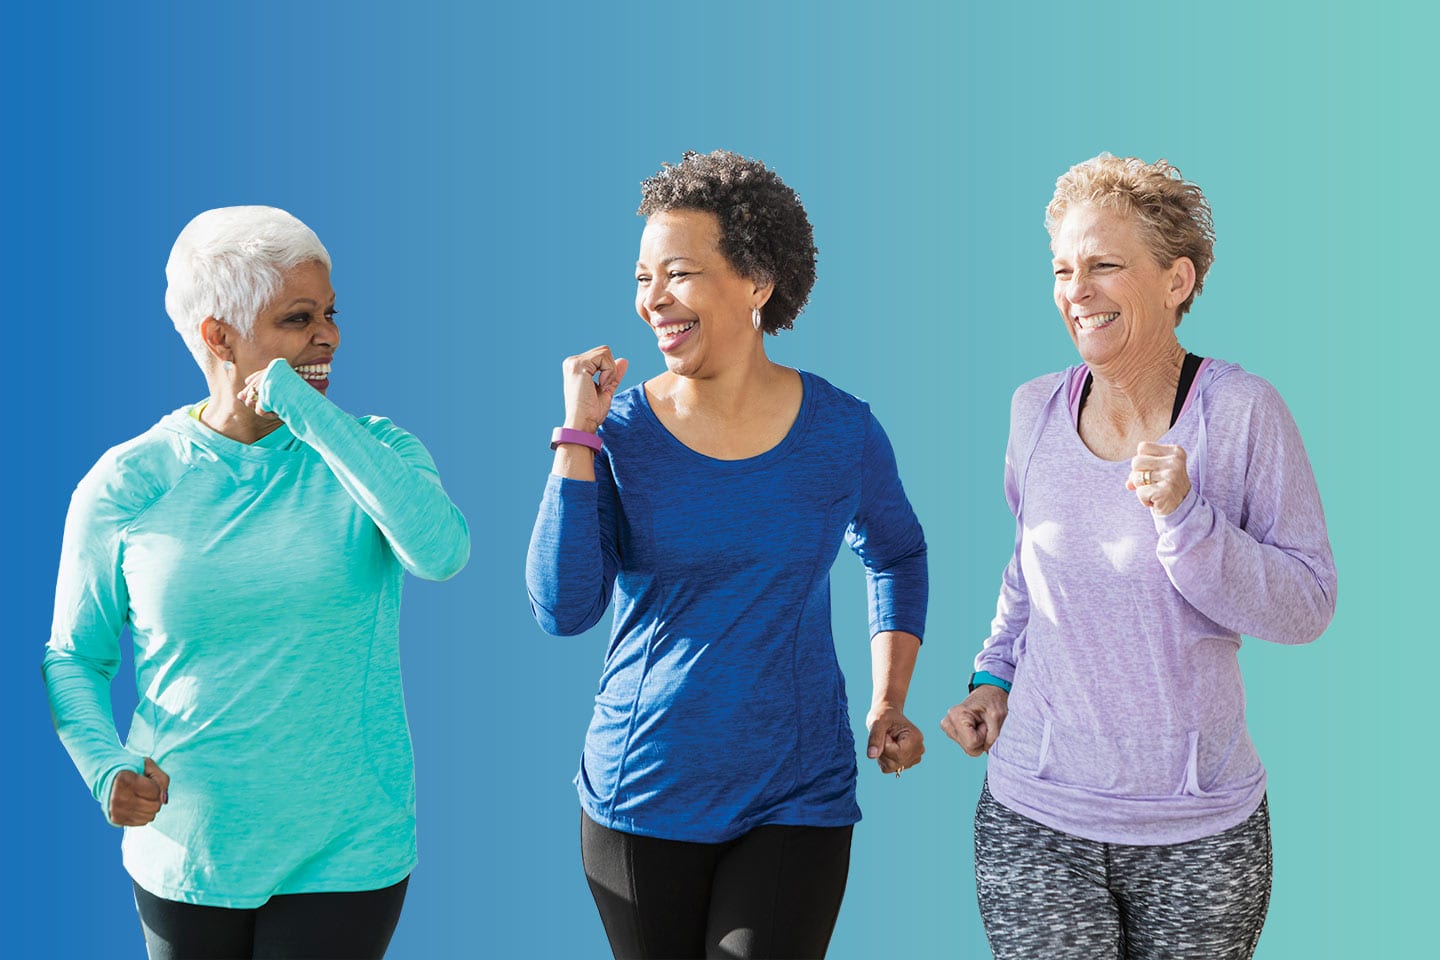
top-left (667, 270), bottom-right (692, 280)
top-left (1053, 268), bottom-right (1072, 279)
top-left (325, 308), bottom-right (339, 323)
top-left (635, 274), bottom-right (651, 284)
top-left (283, 313), bottom-right (310, 325)
top-left (1095, 262), bottom-right (1120, 270)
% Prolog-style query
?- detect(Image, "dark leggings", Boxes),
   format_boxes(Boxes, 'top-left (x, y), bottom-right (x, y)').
top-left (974, 782), bottom-right (1273, 959)
top-left (132, 876), bottom-right (408, 960)
top-left (581, 811), bottom-right (853, 959)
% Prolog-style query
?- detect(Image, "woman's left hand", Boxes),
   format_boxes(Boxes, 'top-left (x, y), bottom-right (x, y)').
top-left (1129, 441), bottom-right (1191, 516)
top-left (865, 705), bottom-right (925, 775)
top-left (239, 368), bottom-right (281, 421)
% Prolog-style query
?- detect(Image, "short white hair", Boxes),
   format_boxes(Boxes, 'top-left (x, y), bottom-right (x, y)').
top-left (165, 206), bottom-right (331, 365)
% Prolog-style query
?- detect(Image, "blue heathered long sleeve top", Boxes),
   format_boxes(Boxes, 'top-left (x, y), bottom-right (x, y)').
top-left (526, 371), bottom-right (928, 842)
top-left (43, 359), bottom-right (470, 907)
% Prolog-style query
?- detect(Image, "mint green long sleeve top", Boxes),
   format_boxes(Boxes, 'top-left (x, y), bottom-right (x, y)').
top-left (43, 359), bottom-right (470, 907)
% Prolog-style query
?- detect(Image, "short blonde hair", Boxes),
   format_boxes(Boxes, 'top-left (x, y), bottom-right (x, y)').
top-left (1045, 154), bottom-right (1215, 317)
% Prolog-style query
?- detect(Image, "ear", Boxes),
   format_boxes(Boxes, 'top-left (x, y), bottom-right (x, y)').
top-left (199, 317), bottom-right (237, 365)
top-left (751, 278), bottom-right (776, 310)
top-left (1164, 257), bottom-right (1196, 313)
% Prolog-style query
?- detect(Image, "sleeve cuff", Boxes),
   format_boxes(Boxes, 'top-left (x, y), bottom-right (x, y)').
top-left (969, 670), bottom-right (1012, 693)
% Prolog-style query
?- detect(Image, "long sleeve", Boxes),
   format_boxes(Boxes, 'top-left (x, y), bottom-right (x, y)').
top-left (525, 460), bottom-right (622, 637)
top-left (1153, 380), bottom-right (1336, 644)
top-left (847, 412), bottom-right (928, 640)
top-left (973, 381), bottom-right (1051, 682)
top-left (258, 359), bottom-right (470, 581)
top-left (973, 461), bottom-right (1028, 683)
top-left (42, 463), bottom-right (146, 821)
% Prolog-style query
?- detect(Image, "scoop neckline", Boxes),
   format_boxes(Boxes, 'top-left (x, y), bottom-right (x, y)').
top-left (634, 369), bottom-right (815, 472)
top-left (1065, 367), bottom-right (1198, 466)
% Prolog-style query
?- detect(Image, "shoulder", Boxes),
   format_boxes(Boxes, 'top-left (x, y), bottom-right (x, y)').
top-left (1195, 359), bottom-right (1295, 424)
top-left (1006, 368), bottom-right (1074, 438)
top-left (73, 413), bottom-right (196, 521)
top-left (1011, 369), bottom-right (1072, 411)
top-left (798, 370), bottom-right (874, 430)
top-left (602, 382), bottom-right (648, 432)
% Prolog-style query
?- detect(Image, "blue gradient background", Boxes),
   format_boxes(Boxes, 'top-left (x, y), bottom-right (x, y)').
top-left (4, 2), bottom-right (1425, 956)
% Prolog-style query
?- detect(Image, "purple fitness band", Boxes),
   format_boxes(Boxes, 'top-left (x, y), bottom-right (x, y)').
top-left (551, 427), bottom-right (603, 453)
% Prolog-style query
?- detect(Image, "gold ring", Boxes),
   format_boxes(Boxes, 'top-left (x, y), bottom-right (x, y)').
top-left (1142, 470), bottom-right (1152, 485)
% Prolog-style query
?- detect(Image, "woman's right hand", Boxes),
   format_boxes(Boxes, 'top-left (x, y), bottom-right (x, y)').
top-left (941, 686), bottom-right (1010, 757)
top-left (561, 346), bottom-right (628, 434)
top-left (109, 757), bottom-right (169, 826)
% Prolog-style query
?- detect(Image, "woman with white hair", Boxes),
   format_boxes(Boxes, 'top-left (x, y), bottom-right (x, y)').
top-left (43, 206), bottom-right (470, 959)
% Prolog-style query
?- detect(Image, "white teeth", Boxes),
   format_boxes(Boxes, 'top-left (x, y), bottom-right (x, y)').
top-left (656, 321), bottom-right (696, 338)
top-left (1075, 312), bottom-right (1119, 330)
top-left (295, 363), bottom-right (331, 378)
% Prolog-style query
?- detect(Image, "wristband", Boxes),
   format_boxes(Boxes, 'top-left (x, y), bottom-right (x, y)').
top-left (551, 427), bottom-right (603, 453)
top-left (968, 671), bottom-right (1012, 694)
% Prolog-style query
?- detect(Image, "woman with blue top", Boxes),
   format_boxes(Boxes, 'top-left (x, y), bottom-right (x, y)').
top-left (526, 150), bottom-right (929, 959)
top-left (43, 206), bottom-right (470, 960)
top-left (941, 155), bottom-right (1336, 958)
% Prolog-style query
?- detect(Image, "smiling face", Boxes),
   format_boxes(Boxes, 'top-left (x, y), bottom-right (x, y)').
top-left (1050, 204), bottom-right (1193, 369)
top-left (635, 209), bottom-right (771, 379)
top-left (231, 259), bottom-right (340, 393)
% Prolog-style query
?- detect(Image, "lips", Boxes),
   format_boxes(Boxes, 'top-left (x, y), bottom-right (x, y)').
top-left (653, 320), bottom-right (697, 353)
top-left (1074, 312), bottom-right (1119, 331)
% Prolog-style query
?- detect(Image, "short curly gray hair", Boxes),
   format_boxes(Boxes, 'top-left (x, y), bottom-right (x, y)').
top-left (1046, 154), bottom-right (1215, 317)
top-left (638, 150), bottom-right (817, 334)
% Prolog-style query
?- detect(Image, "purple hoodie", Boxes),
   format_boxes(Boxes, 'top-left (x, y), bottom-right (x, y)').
top-left (976, 359), bottom-right (1336, 844)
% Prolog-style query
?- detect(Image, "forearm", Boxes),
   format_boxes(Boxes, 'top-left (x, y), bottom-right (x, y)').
top-left (551, 443), bottom-right (598, 482)
top-left (526, 474), bottom-right (615, 635)
top-left (259, 360), bottom-right (469, 580)
top-left (870, 630), bottom-right (921, 712)
top-left (42, 650), bottom-right (143, 808)
top-left (1156, 490), bottom-right (1336, 643)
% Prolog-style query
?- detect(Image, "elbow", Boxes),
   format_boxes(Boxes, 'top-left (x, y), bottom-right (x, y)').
top-left (407, 515), bottom-right (471, 582)
top-left (527, 595), bottom-right (602, 637)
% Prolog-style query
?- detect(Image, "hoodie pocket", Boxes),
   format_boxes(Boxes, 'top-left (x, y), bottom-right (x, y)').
top-left (993, 709), bottom-right (1239, 801)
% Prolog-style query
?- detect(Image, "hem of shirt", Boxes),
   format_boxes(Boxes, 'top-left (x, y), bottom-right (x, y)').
top-left (985, 763), bottom-right (1267, 846)
top-left (579, 793), bottom-right (861, 844)
top-left (125, 857), bottom-right (418, 909)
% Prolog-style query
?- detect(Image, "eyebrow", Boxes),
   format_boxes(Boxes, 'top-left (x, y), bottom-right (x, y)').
top-left (636, 256), bottom-right (700, 268)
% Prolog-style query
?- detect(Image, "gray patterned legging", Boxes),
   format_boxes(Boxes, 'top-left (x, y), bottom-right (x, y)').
top-left (974, 781), bottom-right (1272, 960)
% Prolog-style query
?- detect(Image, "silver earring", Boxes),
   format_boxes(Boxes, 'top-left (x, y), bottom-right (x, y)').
top-left (222, 360), bottom-right (234, 372)
top-left (752, 307), bottom-right (762, 332)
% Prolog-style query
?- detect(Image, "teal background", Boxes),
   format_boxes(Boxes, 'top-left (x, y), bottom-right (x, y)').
top-left (3, 1), bottom-right (1426, 956)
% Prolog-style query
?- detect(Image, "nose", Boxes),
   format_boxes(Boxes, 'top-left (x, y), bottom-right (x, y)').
top-left (639, 276), bottom-right (672, 317)
top-left (1063, 271), bottom-right (1092, 305)
top-left (314, 315), bottom-right (340, 350)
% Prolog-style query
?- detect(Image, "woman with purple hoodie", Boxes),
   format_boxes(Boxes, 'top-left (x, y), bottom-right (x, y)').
top-left (942, 155), bottom-right (1336, 960)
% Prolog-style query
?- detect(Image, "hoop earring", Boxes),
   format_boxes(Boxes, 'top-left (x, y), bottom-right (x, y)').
top-left (752, 307), bottom-right (763, 332)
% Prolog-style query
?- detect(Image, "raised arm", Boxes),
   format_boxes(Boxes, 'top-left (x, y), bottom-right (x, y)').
top-left (251, 359), bottom-right (470, 581)
top-left (525, 346), bottom-right (629, 636)
top-left (1145, 381), bottom-right (1336, 644)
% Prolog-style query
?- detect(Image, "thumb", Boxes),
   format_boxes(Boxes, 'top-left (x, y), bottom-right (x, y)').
top-left (866, 718), bottom-right (889, 759)
top-left (143, 757), bottom-right (170, 801)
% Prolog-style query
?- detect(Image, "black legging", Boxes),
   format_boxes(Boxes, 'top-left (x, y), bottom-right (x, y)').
top-left (132, 876), bottom-right (408, 960)
top-left (581, 811), bottom-right (853, 959)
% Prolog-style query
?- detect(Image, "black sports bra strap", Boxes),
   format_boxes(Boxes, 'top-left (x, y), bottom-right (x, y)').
top-left (1077, 353), bottom-right (1204, 429)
